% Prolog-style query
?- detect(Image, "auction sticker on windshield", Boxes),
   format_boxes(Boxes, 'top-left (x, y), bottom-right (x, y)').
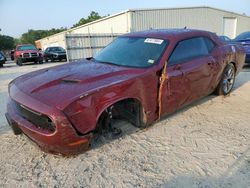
top-left (148, 59), bottom-right (155, 64)
top-left (144, 38), bottom-right (164, 45)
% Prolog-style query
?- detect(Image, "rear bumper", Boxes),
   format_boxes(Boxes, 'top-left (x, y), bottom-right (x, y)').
top-left (6, 88), bottom-right (92, 155)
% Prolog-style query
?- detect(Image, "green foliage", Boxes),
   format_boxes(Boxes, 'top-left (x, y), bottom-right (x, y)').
top-left (72, 11), bottom-right (102, 28)
top-left (1, 11), bottom-right (103, 47)
top-left (20, 27), bottom-right (67, 44)
top-left (0, 35), bottom-right (15, 50)
top-left (14, 38), bottom-right (21, 46)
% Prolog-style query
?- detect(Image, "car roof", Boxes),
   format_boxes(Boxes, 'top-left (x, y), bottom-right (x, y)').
top-left (122, 29), bottom-right (213, 40)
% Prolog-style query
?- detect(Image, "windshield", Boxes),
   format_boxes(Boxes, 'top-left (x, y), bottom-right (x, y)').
top-left (48, 47), bottom-right (65, 52)
top-left (17, 45), bottom-right (37, 51)
top-left (235, 32), bottom-right (250, 41)
top-left (94, 37), bottom-right (168, 68)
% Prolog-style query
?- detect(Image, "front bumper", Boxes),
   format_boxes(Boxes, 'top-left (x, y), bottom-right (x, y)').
top-left (18, 57), bottom-right (41, 63)
top-left (52, 54), bottom-right (67, 60)
top-left (6, 86), bottom-right (92, 155)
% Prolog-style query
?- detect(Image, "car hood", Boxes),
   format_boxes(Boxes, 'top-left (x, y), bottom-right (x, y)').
top-left (11, 59), bottom-right (147, 110)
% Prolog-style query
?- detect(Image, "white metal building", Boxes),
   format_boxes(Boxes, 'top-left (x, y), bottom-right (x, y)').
top-left (36, 6), bottom-right (250, 60)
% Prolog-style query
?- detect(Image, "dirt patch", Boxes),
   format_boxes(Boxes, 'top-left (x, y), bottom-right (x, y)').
top-left (0, 62), bottom-right (250, 187)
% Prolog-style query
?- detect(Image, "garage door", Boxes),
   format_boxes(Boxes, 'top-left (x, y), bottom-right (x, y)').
top-left (223, 17), bottom-right (237, 39)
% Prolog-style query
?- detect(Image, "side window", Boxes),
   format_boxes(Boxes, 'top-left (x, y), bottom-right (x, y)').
top-left (203, 37), bottom-right (215, 52)
top-left (168, 37), bottom-right (209, 66)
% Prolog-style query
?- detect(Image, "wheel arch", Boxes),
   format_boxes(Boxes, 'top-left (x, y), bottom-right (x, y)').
top-left (94, 97), bottom-right (146, 131)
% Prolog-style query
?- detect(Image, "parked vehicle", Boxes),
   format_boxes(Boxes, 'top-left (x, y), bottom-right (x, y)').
top-left (0, 51), bottom-right (7, 67)
top-left (14, 44), bottom-right (43, 66)
top-left (6, 29), bottom-right (245, 155)
top-left (234, 31), bottom-right (250, 64)
top-left (43, 46), bottom-right (67, 62)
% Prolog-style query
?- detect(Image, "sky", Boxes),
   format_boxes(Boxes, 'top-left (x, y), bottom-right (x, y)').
top-left (0, 0), bottom-right (250, 38)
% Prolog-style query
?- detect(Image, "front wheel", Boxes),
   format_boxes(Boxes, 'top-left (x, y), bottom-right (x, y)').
top-left (17, 59), bottom-right (23, 66)
top-left (215, 63), bottom-right (235, 95)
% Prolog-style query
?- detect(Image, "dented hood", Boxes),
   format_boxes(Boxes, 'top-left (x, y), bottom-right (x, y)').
top-left (11, 59), bottom-right (146, 110)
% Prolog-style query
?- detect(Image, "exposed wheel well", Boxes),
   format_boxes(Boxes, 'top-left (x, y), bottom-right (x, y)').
top-left (95, 98), bottom-right (145, 133)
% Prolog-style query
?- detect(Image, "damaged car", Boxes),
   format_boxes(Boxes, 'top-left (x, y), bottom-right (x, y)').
top-left (6, 29), bottom-right (245, 155)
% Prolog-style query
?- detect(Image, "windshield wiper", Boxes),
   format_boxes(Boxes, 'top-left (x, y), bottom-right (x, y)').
top-left (98, 60), bottom-right (123, 67)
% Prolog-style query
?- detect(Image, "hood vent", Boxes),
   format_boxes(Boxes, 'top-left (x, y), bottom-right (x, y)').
top-left (61, 78), bottom-right (81, 83)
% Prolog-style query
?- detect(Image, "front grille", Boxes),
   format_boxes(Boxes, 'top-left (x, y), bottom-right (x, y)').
top-left (22, 53), bottom-right (38, 58)
top-left (23, 53), bottom-right (30, 58)
top-left (31, 52), bottom-right (38, 57)
top-left (13, 101), bottom-right (56, 132)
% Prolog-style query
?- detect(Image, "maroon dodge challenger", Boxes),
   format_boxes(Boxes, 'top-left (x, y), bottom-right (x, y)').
top-left (6, 29), bottom-right (245, 155)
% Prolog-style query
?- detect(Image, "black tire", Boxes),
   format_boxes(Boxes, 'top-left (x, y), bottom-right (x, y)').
top-left (17, 59), bottom-right (23, 66)
top-left (0, 63), bottom-right (3, 68)
top-left (51, 57), bottom-right (54, 62)
top-left (45, 58), bottom-right (48, 62)
top-left (11, 124), bottom-right (23, 135)
top-left (39, 60), bottom-right (43, 64)
top-left (215, 63), bottom-right (236, 95)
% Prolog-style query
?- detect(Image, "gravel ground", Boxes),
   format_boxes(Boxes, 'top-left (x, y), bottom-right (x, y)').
top-left (0, 62), bottom-right (250, 188)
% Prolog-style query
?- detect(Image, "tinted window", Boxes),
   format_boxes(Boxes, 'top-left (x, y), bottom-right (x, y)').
top-left (203, 37), bottom-right (215, 52)
top-left (168, 37), bottom-right (209, 65)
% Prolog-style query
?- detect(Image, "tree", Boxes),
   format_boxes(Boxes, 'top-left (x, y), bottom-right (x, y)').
top-left (0, 35), bottom-right (15, 50)
top-left (72, 11), bottom-right (102, 28)
top-left (19, 27), bottom-right (67, 44)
